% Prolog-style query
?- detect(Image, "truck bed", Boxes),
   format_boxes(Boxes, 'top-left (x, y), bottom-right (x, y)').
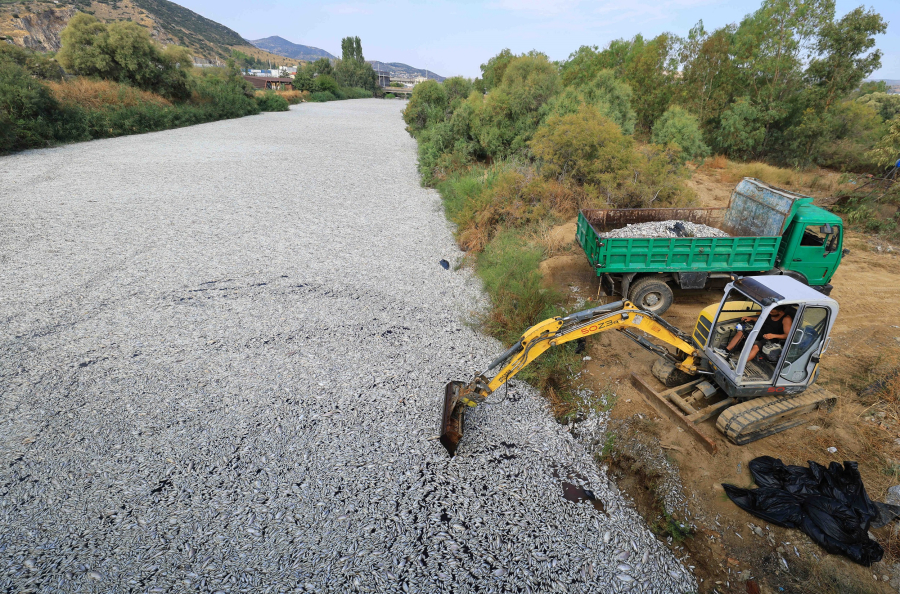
top-left (577, 207), bottom-right (781, 274)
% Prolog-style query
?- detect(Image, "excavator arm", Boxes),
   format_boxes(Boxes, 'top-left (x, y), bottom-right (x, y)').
top-left (440, 300), bottom-right (702, 455)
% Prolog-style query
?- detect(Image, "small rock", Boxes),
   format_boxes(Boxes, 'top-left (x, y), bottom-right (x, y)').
top-left (582, 356), bottom-right (592, 361)
top-left (806, 425), bottom-right (821, 431)
top-left (885, 485), bottom-right (900, 506)
top-left (826, 447), bottom-right (837, 454)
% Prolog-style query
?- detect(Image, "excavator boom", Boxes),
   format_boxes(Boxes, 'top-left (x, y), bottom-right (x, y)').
top-left (439, 300), bottom-right (702, 455)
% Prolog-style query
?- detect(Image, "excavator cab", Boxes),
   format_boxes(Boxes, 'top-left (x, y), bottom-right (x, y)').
top-left (697, 276), bottom-right (838, 400)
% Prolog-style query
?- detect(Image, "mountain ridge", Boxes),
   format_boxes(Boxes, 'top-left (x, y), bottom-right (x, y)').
top-left (248, 36), bottom-right (336, 62)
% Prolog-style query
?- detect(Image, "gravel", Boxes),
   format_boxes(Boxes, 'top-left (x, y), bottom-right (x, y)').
top-left (0, 100), bottom-right (695, 593)
top-left (601, 220), bottom-right (729, 239)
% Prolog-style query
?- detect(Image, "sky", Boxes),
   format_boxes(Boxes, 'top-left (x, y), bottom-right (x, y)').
top-left (176, 0), bottom-right (899, 80)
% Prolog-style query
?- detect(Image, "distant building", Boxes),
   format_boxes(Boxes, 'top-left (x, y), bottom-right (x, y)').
top-left (375, 70), bottom-right (391, 88)
top-left (243, 76), bottom-right (294, 91)
top-left (390, 76), bottom-right (429, 87)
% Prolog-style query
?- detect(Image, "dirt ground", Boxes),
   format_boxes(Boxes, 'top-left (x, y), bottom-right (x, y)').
top-left (542, 170), bottom-right (900, 593)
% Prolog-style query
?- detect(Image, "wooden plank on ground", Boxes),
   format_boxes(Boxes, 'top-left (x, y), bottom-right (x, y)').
top-left (630, 373), bottom-right (719, 454)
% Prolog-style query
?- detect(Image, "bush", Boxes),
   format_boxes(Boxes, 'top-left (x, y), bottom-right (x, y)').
top-left (651, 105), bottom-right (709, 164)
top-left (402, 79), bottom-right (447, 136)
top-left (255, 91), bottom-right (290, 112)
top-left (57, 14), bottom-right (193, 101)
top-left (0, 62), bottom-right (71, 152)
top-left (385, 93), bottom-right (396, 99)
top-left (714, 98), bottom-right (766, 161)
top-left (530, 104), bottom-right (634, 186)
top-left (0, 43), bottom-right (63, 81)
top-left (543, 69), bottom-right (636, 134)
top-left (308, 91), bottom-right (337, 102)
top-left (313, 74), bottom-right (338, 95)
top-left (341, 87), bottom-right (373, 99)
top-left (856, 92), bottom-right (900, 123)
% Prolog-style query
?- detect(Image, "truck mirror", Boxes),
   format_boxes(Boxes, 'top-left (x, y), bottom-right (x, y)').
top-left (819, 223), bottom-right (833, 235)
top-left (842, 248), bottom-right (850, 256)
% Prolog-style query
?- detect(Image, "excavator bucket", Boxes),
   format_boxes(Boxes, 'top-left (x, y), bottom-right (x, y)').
top-left (439, 381), bottom-right (466, 456)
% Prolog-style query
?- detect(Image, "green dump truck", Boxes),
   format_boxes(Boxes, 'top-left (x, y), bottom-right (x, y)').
top-left (576, 178), bottom-right (846, 314)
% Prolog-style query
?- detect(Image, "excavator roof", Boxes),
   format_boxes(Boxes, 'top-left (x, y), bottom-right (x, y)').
top-left (734, 276), bottom-right (836, 306)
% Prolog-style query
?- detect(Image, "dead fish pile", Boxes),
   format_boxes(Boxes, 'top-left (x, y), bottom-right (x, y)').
top-left (0, 101), bottom-right (695, 593)
top-left (602, 220), bottom-right (730, 239)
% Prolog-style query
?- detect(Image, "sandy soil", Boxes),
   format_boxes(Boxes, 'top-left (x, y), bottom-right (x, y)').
top-left (540, 171), bottom-right (900, 593)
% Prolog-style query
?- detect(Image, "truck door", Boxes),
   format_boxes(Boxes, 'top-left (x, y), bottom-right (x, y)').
top-left (783, 224), bottom-right (842, 284)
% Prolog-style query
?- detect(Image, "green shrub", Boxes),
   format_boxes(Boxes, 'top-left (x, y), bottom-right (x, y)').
top-left (313, 74), bottom-right (338, 95)
top-left (385, 93), bottom-right (396, 99)
top-left (651, 105), bottom-right (709, 164)
top-left (530, 104), bottom-right (634, 186)
top-left (543, 69), bottom-right (636, 134)
top-left (402, 79), bottom-right (447, 136)
top-left (57, 13), bottom-right (193, 101)
top-left (255, 91), bottom-right (289, 112)
top-left (0, 62), bottom-right (70, 152)
top-left (714, 98), bottom-right (766, 161)
top-left (0, 43), bottom-right (63, 81)
top-left (856, 92), bottom-right (900, 123)
top-left (309, 91), bottom-right (337, 102)
top-left (341, 87), bottom-right (373, 99)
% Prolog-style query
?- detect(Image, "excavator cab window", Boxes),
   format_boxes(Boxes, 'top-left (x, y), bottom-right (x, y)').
top-left (777, 306), bottom-right (830, 385)
top-left (707, 289), bottom-right (762, 355)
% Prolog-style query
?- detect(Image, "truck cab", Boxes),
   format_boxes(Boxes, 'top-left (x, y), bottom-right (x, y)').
top-left (776, 204), bottom-right (844, 287)
top-left (693, 276), bottom-right (838, 400)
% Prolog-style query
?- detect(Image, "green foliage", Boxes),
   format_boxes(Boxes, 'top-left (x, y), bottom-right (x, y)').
top-left (651, 105), bottom-right (709, 163)
top-left (402, 79), bottom-right (447, 136)
top-left (475, 53), bottom-right (559, 158)
top-left (305, 58), bottom-right (334, 78)
top-left (868, 117), bottom-right (900, 169)
top-left (815, 100), bottom-right (884, 171)
top-left (255, 91), bottom-right (289, 112)
top-left (530, 104), bottom-right (634, 186)
top-left (314, 74), bottom-right (339, 95)
top-left (308, 91), bottom-right (337, 102)
top-left (0, 43), bottom-right (63, 81)
top-left (230, 49), bottom-right (265, 69)
top-left (0, 62), bottom-right (67, 151)
top-left (57, 14), bottom-right (193, 101)
top-left (856, 93), bottom-right (900, 123)
top-left (384, 93), bottom-right (395, 99)
top-left (543, 69), bottom-right (636, 134)
top-left (853, 80), bottom-right (888, 97)
top-left (475, 230), bottom-right (560, 345)
top-left (714, 98), bottom-right (766, 161)
top-left (334, 36), bottom-right (377, 91)
top-left (480, 48), bottom-right (514, 91)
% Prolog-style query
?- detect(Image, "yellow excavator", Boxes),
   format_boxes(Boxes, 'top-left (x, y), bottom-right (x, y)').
top-left (440, 275), bottom-right (839, 456)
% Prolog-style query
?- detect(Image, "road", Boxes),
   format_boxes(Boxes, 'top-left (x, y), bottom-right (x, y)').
top-left (0, 100), bottom-right (694, 593)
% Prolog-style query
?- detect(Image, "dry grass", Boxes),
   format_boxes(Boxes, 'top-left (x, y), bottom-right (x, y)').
top-left (47, 78), bottom-right (172, 109)
top-left (700, 156), bottom-right (848, 198)
top-left (255, 90), bottom-right (308, 105)
top-left (531, 220), bottom-right (570, 258)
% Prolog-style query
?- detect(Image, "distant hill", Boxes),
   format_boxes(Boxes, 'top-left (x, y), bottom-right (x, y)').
top-left (0, 0), bottom-right (290, 64)
top-left (369, 61), bottom-right (444, 82)
top-left (249, 36), bottom-right (336, 61)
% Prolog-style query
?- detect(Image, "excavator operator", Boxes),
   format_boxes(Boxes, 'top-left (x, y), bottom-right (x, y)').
top-left (717, 306), bottom-right (793, 362)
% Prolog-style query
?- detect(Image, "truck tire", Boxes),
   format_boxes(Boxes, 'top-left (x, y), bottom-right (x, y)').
top-left (628, 277), bottom-right (674, 314)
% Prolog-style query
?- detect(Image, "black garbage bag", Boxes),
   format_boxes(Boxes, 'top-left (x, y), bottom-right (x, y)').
top-left (723, 456), bottom-right (884, 566)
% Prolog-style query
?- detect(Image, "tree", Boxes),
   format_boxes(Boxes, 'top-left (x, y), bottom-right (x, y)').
top-left (868, 117), bottom-right (900, 169)
top-left (334, 35), bottom-right (377, 91)
top-left (804, 6), bottom-right (886, 111)
top-left (402, 79), bottom-right (447, 135)
top-left (530, 104), bottom-right (634, 186)
top-left (57, 13), bottom-right (192, 101)
top-left (651, 106), bottom-right (710, 164)
top-left (542, 69), bottom-right (636, 134)
top-left (480, 49), bottom-right (514, 91)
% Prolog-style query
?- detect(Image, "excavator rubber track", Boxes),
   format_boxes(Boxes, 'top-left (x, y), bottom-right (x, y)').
top-left (716, 384), bottom-right (836, 445)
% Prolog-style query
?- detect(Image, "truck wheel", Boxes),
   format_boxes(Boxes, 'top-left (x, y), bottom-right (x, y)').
top-left (628, 278), bottom-right (674, 314)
